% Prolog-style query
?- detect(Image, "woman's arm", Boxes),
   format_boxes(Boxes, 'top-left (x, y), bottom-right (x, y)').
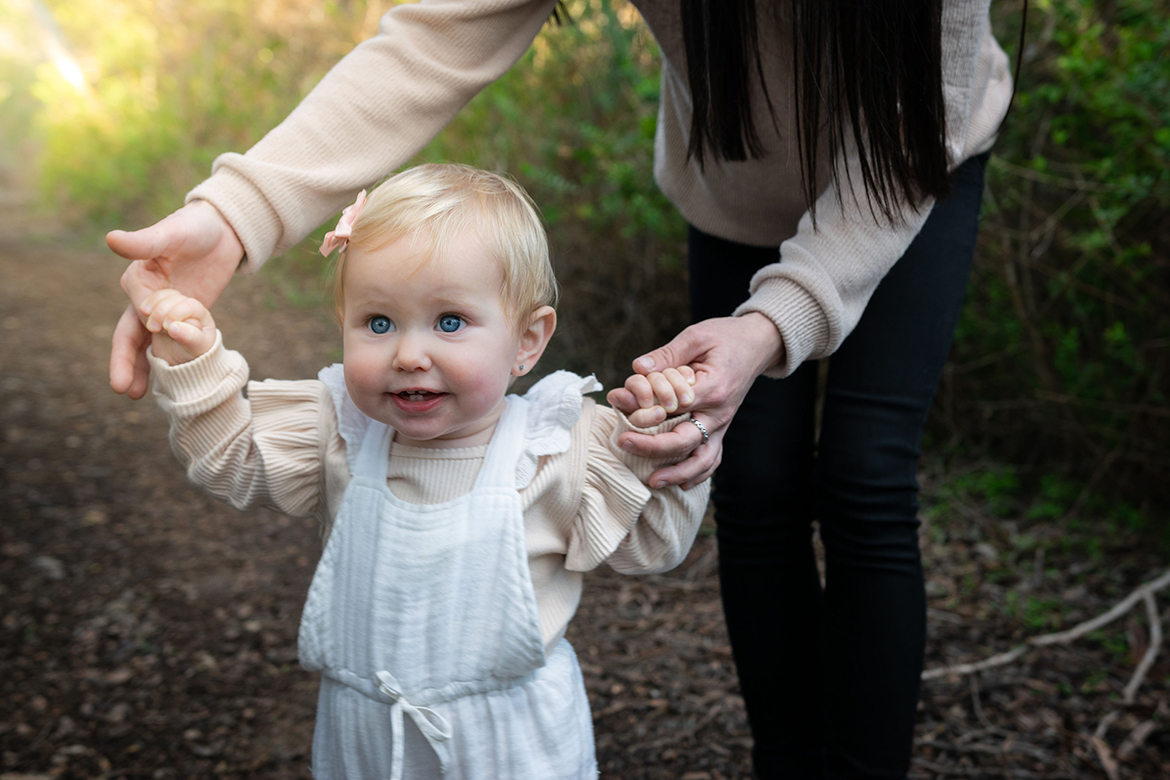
top-left (612, 4), bottom-right (1013, 485)
top-left (109, 0), bottom-right (558, 397)
top-left (188, 0), bottom-right (558, 269)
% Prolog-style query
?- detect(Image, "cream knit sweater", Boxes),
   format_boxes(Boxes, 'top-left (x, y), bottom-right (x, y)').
top-left (149, 334), bottom-right (710, 653)
top-left (187, 0), bottom-right (1012, 378)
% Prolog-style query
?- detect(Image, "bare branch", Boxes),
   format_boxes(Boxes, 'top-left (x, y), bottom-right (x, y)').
top-left (921, 645), bottom-right (1028, 681)
top-left (1031, 569), bottom-right (1170, 645)
top-left (1121, 593), bottom-right (1161, 704)
top-left (923, 569), bottom-right (1170, 681)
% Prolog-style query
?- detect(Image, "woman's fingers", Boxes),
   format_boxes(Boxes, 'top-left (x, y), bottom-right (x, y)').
top-left (652, 442), bottom-right (723, 490)
top-left (616, 313), bottom-right (785, 487)
top-left (110, 305), bottom-right (151, 397)
top-left (108, 201), bottom-right (244, 397)
top-left (618, 414), bottom-right (720, 489)
top-left (618, 417), bottom-right (705, 462)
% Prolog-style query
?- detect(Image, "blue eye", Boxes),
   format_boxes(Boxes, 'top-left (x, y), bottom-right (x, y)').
top-left (438, 315), bottom-right (464, 333)
top-left (368, 316), bottom-right (393, 334)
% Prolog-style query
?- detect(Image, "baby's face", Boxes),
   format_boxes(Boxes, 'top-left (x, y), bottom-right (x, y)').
top-left (341, 230), bottom-right (522, 448)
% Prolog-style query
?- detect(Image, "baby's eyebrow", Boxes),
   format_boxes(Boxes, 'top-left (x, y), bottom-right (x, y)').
top-left (430, 293), bottom-right (482, 311)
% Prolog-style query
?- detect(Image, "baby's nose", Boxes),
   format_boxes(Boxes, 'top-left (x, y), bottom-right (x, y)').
top-left (392, 333), bottom-right (432, 371)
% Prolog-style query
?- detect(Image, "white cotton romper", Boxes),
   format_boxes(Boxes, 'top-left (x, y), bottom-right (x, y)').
top-left (298, 367), bottom-right (599, 780)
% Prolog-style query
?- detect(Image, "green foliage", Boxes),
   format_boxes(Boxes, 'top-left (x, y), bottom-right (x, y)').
top-left (947, 0), bottom-right (1170, 506)
top-left (937, 465), bottom-right (1021, 518)
top-left (5, 0), bottom-right (1168, 501)
top-left (12, 0), bottom-right (370, 224)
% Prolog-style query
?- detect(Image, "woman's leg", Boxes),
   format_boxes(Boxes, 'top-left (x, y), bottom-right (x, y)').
top-left (814, 151), bottom-right (989, 779)
top-left (689, 227), bottom-right (825, 778)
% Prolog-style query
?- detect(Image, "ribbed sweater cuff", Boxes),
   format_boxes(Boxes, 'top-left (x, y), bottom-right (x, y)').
top-left (187, 166), bottom-right (282, 273)
top-left (733, 278), bottom-right (830, 379)
top-left (148, 331), bottom-right (248, 413)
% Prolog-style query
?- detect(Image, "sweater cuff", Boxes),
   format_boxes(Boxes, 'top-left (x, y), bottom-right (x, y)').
top-left (148, 331), bottom-right (248, 408)
top-left (187, 165), bottom-right (282, 273)
top-left (733, 277), bottom-right (830, 379)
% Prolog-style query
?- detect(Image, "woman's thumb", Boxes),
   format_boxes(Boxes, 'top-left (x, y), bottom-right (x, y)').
top-left (106, 223), bottom-right (170, 262)
top-left (633, 326), bottom-right (704, 375)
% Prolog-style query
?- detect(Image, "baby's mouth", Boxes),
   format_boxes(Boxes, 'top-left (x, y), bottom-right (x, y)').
top-left (398, 390), bottom-right (440, 402)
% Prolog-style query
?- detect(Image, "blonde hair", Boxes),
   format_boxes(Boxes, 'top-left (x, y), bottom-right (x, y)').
top-left (334, 164), bottom-right (557, 329)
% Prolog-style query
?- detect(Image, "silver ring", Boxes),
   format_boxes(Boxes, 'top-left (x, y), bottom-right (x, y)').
top-left (689, 418), bottom-right (709, 446)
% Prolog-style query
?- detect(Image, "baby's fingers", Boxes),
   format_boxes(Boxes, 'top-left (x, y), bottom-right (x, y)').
top-left (146, 293), bottom-right (212, 335)
top-left (163, 319), bottom-right (206, 349)
top-left (653, 367), bottom-right (695, 412)
top-left (139, 288), bottom-right (185, 324)
top-left (627, 405), bottom-right (667, 428)
top-left (620, 373), bottom-right (657, 410)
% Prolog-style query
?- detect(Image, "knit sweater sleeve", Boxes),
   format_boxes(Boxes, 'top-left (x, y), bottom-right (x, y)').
top-left (148, 332), bottom-right (335, 520)
top-left (186, 0), bottom-right (557, 270)
top-left (563, 401), bottom-right (709, 574)
top-left (733, 0), bottom-right (1012, 377)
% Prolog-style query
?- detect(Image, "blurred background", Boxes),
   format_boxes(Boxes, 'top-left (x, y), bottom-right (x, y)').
top-left (1, 0), bottom-right (1169, 777)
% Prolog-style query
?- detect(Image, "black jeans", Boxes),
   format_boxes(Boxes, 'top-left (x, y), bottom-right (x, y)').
top-left (689, 152), bottom-right (989, 780)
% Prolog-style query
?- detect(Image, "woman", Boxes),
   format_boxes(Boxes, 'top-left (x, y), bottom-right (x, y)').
top-left (108, 1), bottom-right (1013, 776)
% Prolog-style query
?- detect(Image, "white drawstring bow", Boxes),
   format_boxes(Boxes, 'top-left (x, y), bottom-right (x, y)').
top-left (375, 670), bottom-right (453, 780)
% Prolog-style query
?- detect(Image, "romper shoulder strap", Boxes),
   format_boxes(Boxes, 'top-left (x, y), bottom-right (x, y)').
top-left (318, 363), bottom-right (376, 474)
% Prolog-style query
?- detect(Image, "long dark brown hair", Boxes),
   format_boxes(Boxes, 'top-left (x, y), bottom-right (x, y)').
top-left (681, 0), bottom-right (951, 225)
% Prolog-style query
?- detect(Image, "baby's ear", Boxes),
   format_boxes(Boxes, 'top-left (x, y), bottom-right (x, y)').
top-left (513, 306), bottom-right (556, 377)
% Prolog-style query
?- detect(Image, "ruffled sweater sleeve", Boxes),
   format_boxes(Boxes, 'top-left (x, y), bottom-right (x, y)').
top-left (149, 332), bottom-right (336, 521)
top-left (563, 400), bottom-right (709, 575)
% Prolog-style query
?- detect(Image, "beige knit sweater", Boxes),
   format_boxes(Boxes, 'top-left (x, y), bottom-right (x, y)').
top-left (149, 334), bottom-right (710, 653)
top-left (187, 0), bottom-right (1012, 379)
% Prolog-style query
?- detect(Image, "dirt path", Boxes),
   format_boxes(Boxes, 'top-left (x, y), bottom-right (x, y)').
top-left (3, 199), bottom-right (1168, 779)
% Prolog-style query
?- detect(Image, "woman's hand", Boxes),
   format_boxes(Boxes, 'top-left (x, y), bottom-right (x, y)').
top-left (107, 200), bottom-right (244, 399)
top-left (606, 312), bottom-right (783, 489)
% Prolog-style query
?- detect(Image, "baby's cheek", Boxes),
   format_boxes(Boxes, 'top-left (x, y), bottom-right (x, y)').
top-left (454, 361), bottom-right (511, 408)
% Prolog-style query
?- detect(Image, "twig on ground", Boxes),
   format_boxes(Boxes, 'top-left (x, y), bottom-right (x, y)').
top-left (912, 757), bottom-right (1071, 778)
top-left (1090, 710), bottom-right (1122, 780)
top-left (1093, 709), bottom-right (1121, 741)
top-left (921, 646), bottom-right (1028, 681)
top-left (922, 568), bottom-right (1170, 681)
top-left (1116, 719), bottom-right (1157, 759)
top-left (918, 738), bottom-right (1054, 763)
top-left (970, 674), bottom-right (990, 728)
top-left (1033, 569), bottom-right (1170, 646)
top-left (1122, 593), bottom-right (1162, 704)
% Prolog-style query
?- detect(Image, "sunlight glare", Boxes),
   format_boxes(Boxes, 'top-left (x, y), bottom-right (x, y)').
top-left (50, 48), bottom-right (87, 93)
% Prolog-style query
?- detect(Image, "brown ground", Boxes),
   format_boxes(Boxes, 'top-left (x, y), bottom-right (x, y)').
top-left (2, 199), bottom-right (1167, 779)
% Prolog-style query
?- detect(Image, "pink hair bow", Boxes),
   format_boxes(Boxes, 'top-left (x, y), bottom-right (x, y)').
top-left (319, 189), bottom-right (368, 256)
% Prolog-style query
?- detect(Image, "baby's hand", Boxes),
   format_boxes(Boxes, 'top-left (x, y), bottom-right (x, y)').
top-left (614, 366), bottom-right (697, 428)
top-left (140, 288), bottom-right (217, 366)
